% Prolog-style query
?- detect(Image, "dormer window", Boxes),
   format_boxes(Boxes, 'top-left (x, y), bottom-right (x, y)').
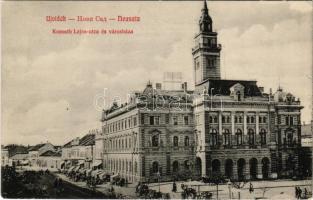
top-left (230, 83), bottom-right (245, 101)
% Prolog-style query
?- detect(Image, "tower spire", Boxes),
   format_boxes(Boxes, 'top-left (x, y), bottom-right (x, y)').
top-left (199, 0), bottom-right (212, 33)
top-left (203, 0), bottom-right (208, 13)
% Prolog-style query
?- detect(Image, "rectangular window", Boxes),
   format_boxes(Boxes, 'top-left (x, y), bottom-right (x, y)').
top-left (134, 117), bottom-right (137, 126)
top-left (150, 116), bottom-right (154, 125)
top-left (278, 116), bottom-right (281, 124)
top-left (155, 116), bottom-right (160, 125)
top-left (196, 62), bottom-right (200, 70)
top-left (173, 117), bottom-right (178, 125)
top-left (165, 114), bottom-right (170, 124)
top-left (290, 116), bottom-right (293, 125)
top-left (184, 116), bottom-right (189, 125)
top-left (141, 114), bottom-right (145, 125)
top-left (286, 116), bottom-right (289, 125)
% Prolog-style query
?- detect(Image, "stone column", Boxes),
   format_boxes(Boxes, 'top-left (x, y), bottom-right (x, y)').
top-left (220, 159), bottom-right (225, 176)
top-left (245, 162), bottom-right (250, 180)
top-left (257, 160), bottom-right (263, 179)
top-left (243, 112), bottom-right (247, 135)
top-left (256, 112), bottom-right (259, 135)
top-left (231, 112), bottom-right (235, 135)
top-left (233, 160), bottom-right (238, 180)
top-left (219, 111), bottom-right (223, 134)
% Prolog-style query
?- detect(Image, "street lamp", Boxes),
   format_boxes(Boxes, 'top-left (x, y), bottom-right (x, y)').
top-left (227, 180), bottom-right (232, 199)
top-left (157, 171), bottom-right (161, 193)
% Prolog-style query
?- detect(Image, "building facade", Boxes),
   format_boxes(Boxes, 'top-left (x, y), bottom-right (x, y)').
top-left (100, 82), bottom-right (195, 183)
top-left (28, 143), bottom-right (56, 167)
top-left (1, 147), bottom-right (10, 166)
top-left (61, 133), bottom-right (96, 170)
top-left (98, 0), bottom-right (304, 183)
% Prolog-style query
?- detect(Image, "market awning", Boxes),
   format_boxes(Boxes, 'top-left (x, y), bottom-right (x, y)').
top-left (78, 160), bottom-right (85, 165)
top-left (68, 166), bottom-right (75, 172)
top-left (20, 160), bottom-right (29, 165)
top-left (60, 161), bottom-right (65, 169)
top-left (111, 174), bottom-right (120, 180)
top-left (79, 168), bottom-right (86, 174)
top-left (86, 169), bottom-right (92, 175)
top-left (99, 172), bottom-right (109, 179)
top-left (91, 169), bottom-right (103, 177)
top-left (92, 160), bottom-right (102, 167)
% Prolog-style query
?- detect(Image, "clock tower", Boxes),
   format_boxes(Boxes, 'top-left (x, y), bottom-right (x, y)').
top-left (192, 0), bottom-right (222, 85)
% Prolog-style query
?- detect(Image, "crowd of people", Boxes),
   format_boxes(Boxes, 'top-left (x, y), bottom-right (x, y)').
top-left (295, 186), bottom-right (310, 199)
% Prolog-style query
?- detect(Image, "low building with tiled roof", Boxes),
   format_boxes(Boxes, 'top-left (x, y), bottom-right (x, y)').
top-left (37, 150), bottom-right (62, 170)
top-left (28, 142), bottom-right (57, 167)
top-left (10, 153), bottom-right (29, 166)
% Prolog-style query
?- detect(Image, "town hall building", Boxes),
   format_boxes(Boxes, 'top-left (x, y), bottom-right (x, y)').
top-left (98, 0), bottom-right (303, 183)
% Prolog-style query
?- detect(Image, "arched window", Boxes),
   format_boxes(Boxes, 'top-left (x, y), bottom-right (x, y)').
top-left (152, 135), bottom-right (159, 147)
top-left (236, 91), bottom-right (241, 101)
top-left (173, 161), bottom-right (179, 173)
top-left (251, 116), bottom-right (255, 123)
top-left (287, 131), bottom-right (293, 145)
top-left (247, 116), bottom-right (250, 124)
top-left (260, 129), bottom-right (266, 145)
top-left (173, 136), bottom-right (179, 147)
top-left (248, 129), bottom-right (255, 145)
top-left (184, 136), bottom-right (190, 146)
top-left (223, 129), bottom-right (231, 146)
top-left (236, 129), bottom-right (243, 145)
top-left (210, 129), bottom-right (218, 146)
top-left (263, 117), bottom-right (267, 123)
top-left (213, 116), bottom-right (218, 123)
top-left (184, 160), bottom-right (190, 170)
top-left (239, 116), bottom-right (242, 123)
top-left (152, 161), bottom-right (159, 174)
top-left (227, 116), bottom-right (231, 123)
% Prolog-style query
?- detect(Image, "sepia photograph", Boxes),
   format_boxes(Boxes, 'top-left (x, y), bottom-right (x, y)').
top-left (1, 0), bottom-right (312, 199)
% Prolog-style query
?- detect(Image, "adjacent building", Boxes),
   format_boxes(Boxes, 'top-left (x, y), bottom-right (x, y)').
top-left (99, 82), bottom-right (195, 183)
top-left (61, 133), bottom-right (96, 170)
top-left (1, 147), bottom-right (10, 166)
top-left (28, 143), bottom-right (56, 167)
top-left (38, 150), bottom-right (62, 170)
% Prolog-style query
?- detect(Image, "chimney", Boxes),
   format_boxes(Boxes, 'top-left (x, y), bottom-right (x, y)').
top-left (156, 83), bottom-right (162, 90)
top-left (258, 87), bottom-right (264, 93)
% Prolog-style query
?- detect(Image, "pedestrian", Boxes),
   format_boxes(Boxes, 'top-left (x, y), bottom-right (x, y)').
top-left (172, 181), bottom-right (177, 192)
top-left (54, 178), bottom-right (58, 188)
top-left (295, 186), bottom-right (299, 198)
top-left (298, 187), bottom-right (302, 199)
top-left (249, 182), bottom-right (254, 193)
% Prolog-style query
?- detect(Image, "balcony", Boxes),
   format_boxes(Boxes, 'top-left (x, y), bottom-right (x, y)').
top-left (192, 43), bottom-right (222, 52)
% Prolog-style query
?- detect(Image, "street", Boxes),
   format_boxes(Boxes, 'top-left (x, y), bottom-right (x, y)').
top-left (1, 167), bottom-right (110, 199)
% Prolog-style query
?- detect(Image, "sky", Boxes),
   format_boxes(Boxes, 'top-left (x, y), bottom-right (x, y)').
top-left (2, 1), bottom-right (312, 146)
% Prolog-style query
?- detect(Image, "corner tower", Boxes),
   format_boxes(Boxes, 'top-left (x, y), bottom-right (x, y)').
top-left (192, 0), bottom-right (221, 85)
